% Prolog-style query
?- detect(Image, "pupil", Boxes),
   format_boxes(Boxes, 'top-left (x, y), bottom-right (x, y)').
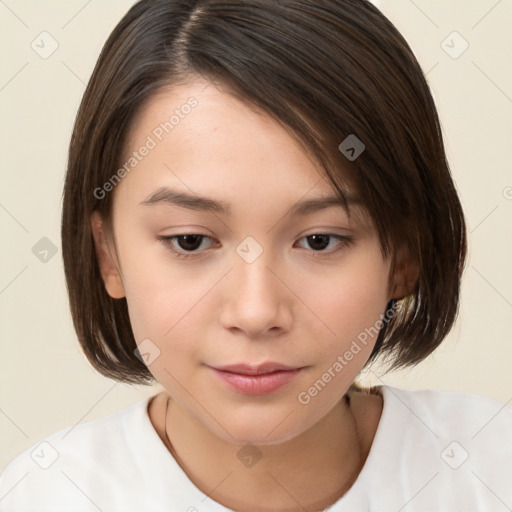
top-left (177, 235), bottom-right (331, 252)
top-left (308, 234), bottom-right (329, 250)
top-left (178, 235), bottom-right (202, 251)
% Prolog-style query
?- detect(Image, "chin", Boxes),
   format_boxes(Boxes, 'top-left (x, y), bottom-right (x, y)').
top-left (209, 409), bottom-right (314, 447)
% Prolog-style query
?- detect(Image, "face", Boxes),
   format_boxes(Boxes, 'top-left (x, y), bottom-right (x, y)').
top-left (92, 77), bottom-right (405, 446)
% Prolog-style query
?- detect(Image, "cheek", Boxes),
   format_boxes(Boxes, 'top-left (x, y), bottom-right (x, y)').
top-left (124, 277), bottom-right (207, 387)
top-left (118, 243), bottom-right (220, 376)
top-left (124, 273), bottom-right (209, 345)
top-left (113, 229), bottom-right (190, 337)
top-left (298, 256), bottom-right (390, 358)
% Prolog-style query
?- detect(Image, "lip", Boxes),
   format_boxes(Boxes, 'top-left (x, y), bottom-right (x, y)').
top-left (212, 362), bottom-right (300, 375)
top-left (208, 362), bottom-right (305, 396)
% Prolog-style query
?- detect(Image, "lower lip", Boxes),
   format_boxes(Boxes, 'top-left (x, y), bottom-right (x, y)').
top-left (210, 368), bottom-right (303, 395)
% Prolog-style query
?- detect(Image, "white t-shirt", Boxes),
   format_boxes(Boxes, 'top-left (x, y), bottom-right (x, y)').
top-left (1, 385), bottom-right (511, 511)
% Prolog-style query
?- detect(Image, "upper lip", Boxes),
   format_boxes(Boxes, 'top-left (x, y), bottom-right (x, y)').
top-left (210, 363), bottom-right (302, 375)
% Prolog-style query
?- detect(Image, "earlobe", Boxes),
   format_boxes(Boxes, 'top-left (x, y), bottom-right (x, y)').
top-left (388, 247), bottom-right (419, 301)
top-left (90, 211), bottom-right (126, 299)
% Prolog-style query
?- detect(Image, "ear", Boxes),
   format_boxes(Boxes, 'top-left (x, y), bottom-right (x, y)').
top-left (90, 211), bottom-right (126, 299)
top-left (388, 244), bottom-right (419, 301)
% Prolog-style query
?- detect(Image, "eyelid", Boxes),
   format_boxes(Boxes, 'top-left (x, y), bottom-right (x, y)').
top-left (157, 233), bottom-right (218, 259)
top-left (158, 232), bottom-right (354, 260)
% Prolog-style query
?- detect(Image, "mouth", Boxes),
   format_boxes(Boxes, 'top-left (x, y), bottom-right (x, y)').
top-left (212, 362), bottom-right (302, 375)
top-left (207, 362), bottom-right (306, 395)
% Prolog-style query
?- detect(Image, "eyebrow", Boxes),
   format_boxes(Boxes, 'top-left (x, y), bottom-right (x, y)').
top-left (139, 186), bottom-right (361, 217)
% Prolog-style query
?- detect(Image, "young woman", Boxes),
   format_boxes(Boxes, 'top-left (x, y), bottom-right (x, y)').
top-left (1, 1), bottom-right (510, 510)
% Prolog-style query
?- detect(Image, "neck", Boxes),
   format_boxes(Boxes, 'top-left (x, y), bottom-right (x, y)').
top-left (163, 393), bottom-right (364, 512)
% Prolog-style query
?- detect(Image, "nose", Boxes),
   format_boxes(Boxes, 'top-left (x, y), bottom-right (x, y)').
top-left (219, 247), bottom-right (293, 338)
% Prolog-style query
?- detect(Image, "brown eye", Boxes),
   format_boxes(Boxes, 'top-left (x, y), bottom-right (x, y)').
top-left (305, 234), bottom-right (330, 251)
top-left (175, 235), bottom-right (204, 251)
top-left (295, 233), bottom-right (354, 255)
top-left (159, 234), bottom-right (217, 259)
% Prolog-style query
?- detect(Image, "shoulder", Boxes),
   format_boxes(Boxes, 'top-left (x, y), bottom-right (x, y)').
top-left (376, 384), bottom-right (512, 463)
top-left (354, 385), bottom-right (512, 511)
top-left (379, 384), bottom-right (512, 441)
top-left (0, 396), bottom-right (153, 511)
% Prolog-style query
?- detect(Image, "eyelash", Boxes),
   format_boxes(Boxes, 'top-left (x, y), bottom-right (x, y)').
top-left (157, 233), bottom-right (354, 260)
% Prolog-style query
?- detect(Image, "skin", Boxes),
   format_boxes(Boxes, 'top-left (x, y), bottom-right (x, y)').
top-left (91, 77), bottom-right (416, 511)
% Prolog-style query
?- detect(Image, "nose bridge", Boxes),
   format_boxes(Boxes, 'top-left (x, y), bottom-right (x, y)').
top-left (233, 236), bottom-right (278, 303)
top-left (219, 235), bottom-right (291, 335)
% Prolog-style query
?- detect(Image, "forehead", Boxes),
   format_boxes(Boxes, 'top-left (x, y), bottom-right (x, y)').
top-left (123, 78), bottom-right (322, 176)
top-left (116, 78), bottom-right (371, 228)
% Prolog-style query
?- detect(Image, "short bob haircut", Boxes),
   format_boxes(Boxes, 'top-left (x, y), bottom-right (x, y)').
top-left (61, 0), bottom-right (467, 385)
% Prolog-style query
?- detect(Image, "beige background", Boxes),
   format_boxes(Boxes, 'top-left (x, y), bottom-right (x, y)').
top-left (0, 0), bottom-right (511, 472)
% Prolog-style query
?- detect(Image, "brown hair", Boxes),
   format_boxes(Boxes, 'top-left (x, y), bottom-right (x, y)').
top-left (61, 0), bottom-right (467, 385)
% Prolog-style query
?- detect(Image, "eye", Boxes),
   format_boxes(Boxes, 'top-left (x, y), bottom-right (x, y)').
top-left (158, 232), bottom-right (354, 260)
top-left (295, 234), bottom-right (353, 254)
top-left (159, 234), bottom-right (217, 258)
